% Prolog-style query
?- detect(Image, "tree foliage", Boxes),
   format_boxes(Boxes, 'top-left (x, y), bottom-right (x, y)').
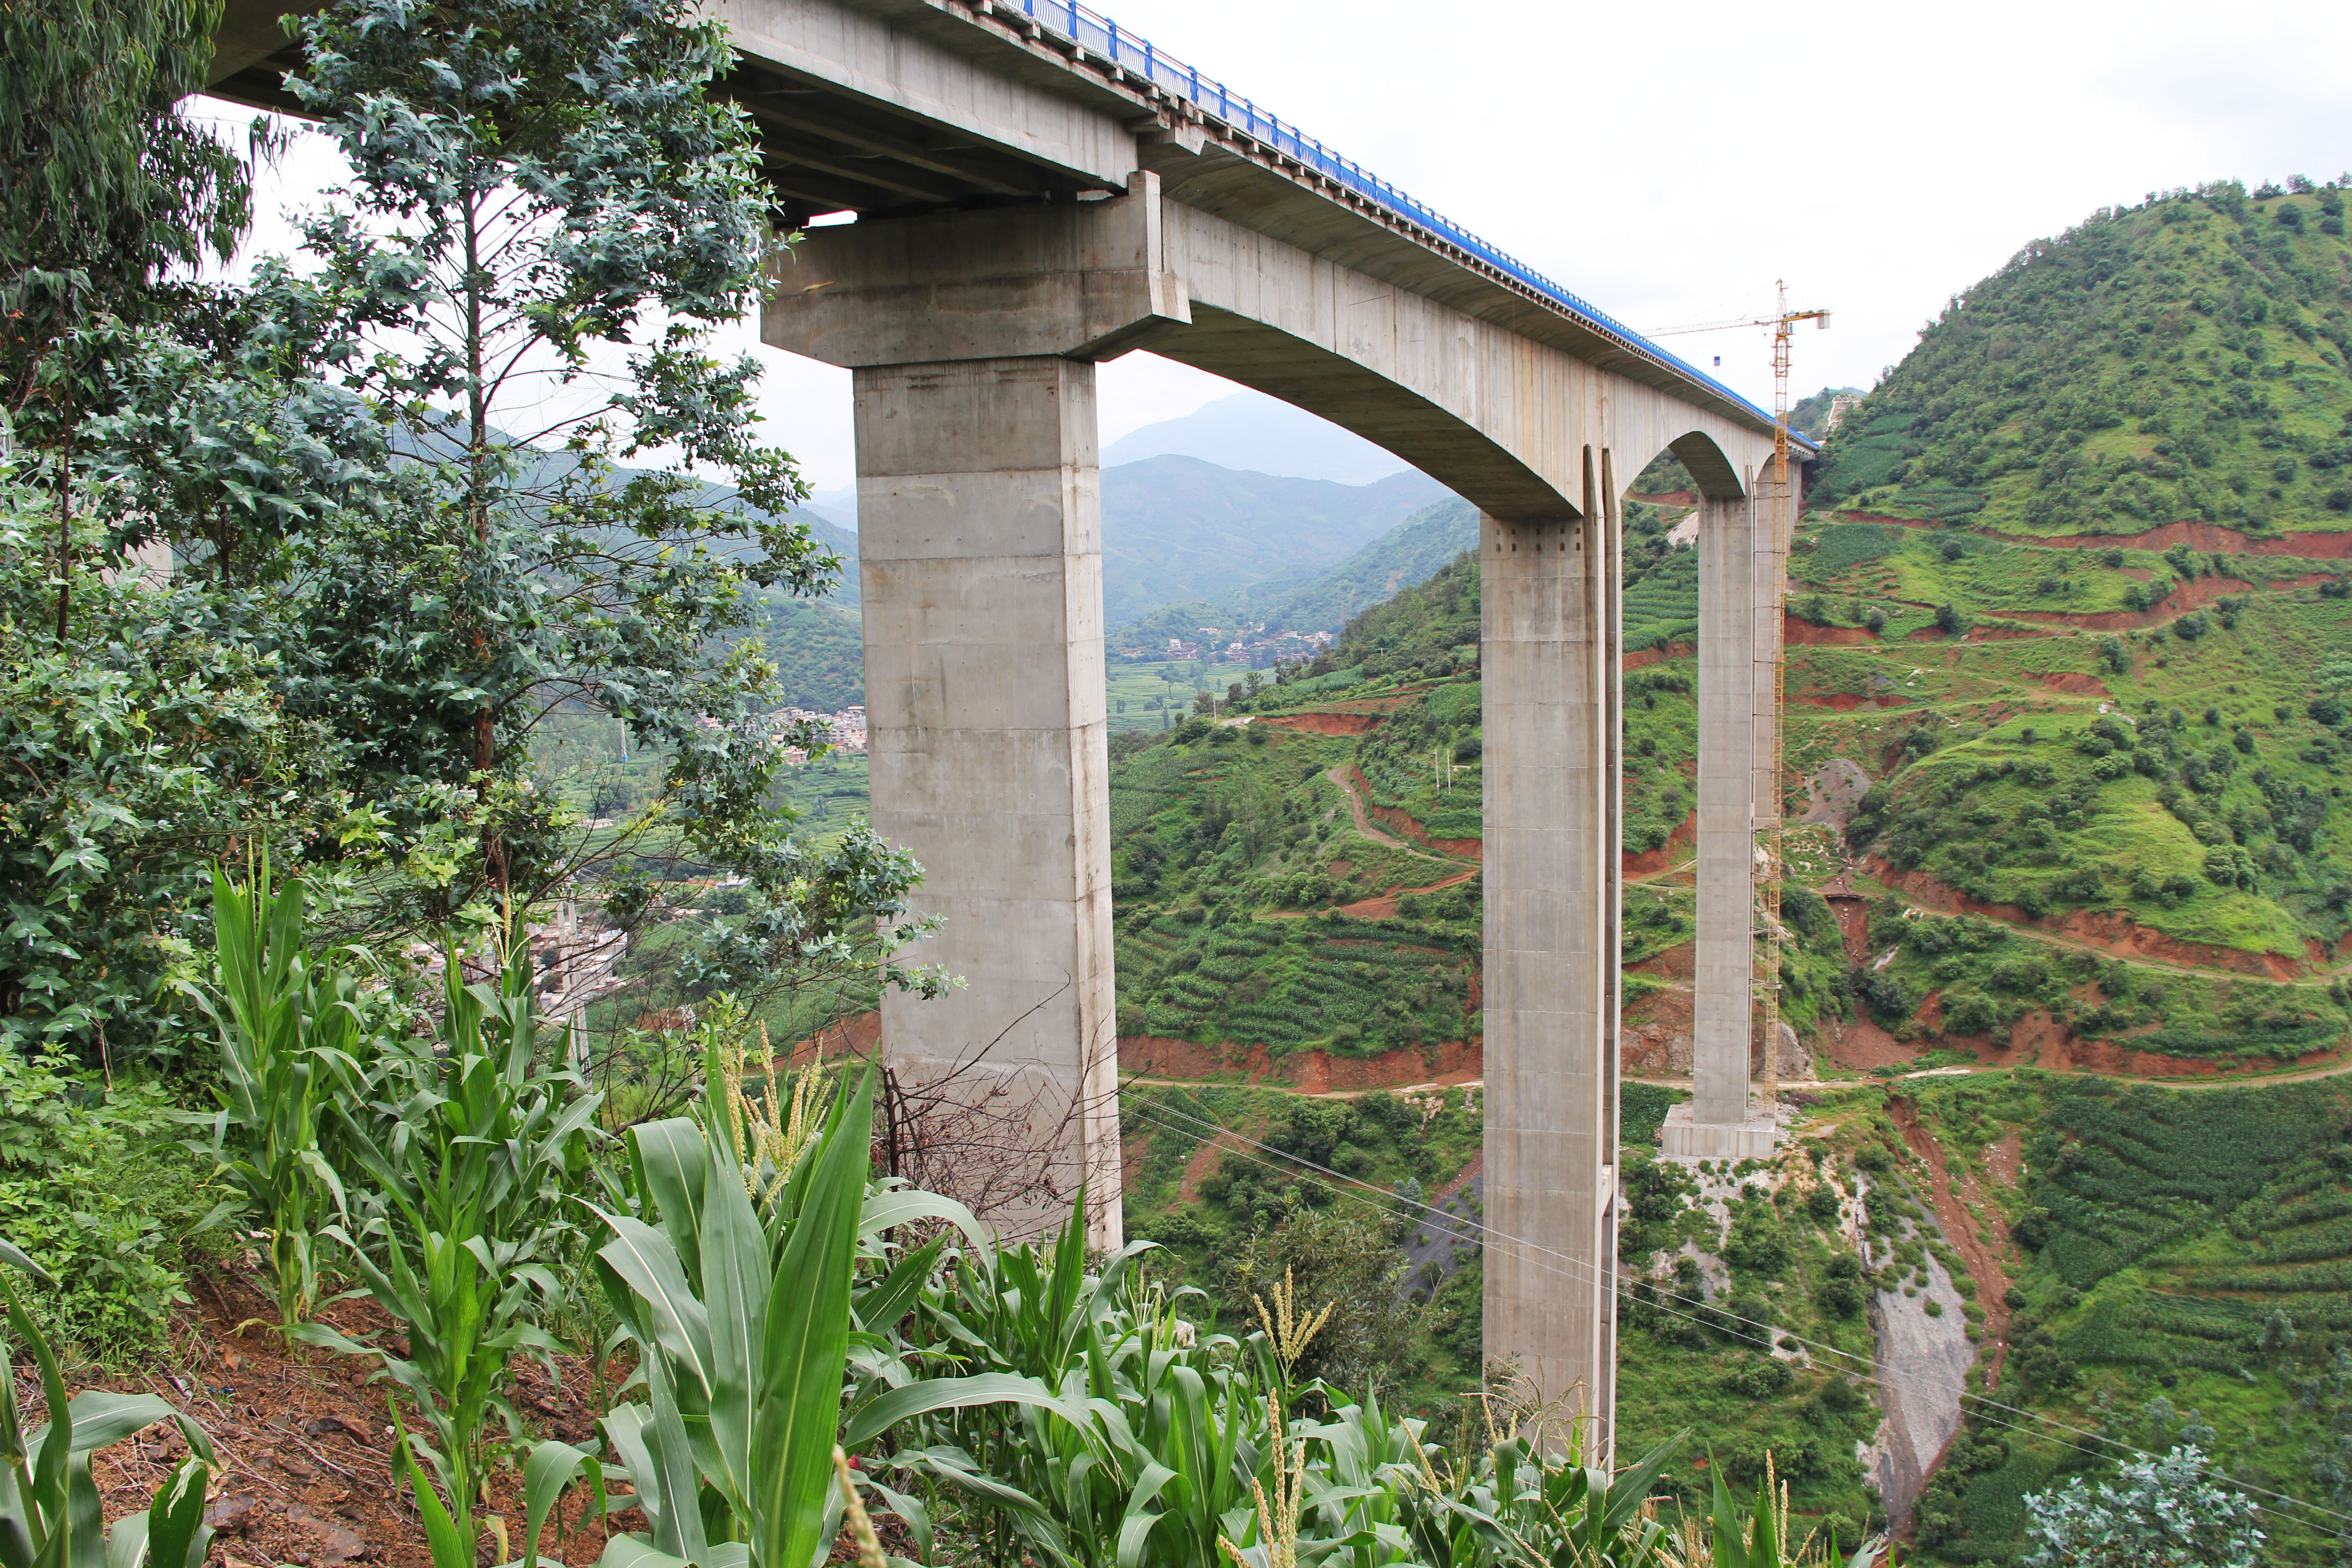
top-left (2023, 1446), bottom-right (2263, 1567)
top-left (2, 0), bottom-right (940, 1062)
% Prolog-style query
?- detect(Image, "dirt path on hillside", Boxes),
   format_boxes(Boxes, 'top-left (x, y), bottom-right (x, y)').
top-left (1327, 763), bottom-right (1411, 850)
top-left (1325, 765), bottom-right (1465, 868)
top-left (1890, 1097), bottom-right (2016, 1385)
top-left (1832, 510), bottom-right (2352, 559)
top-left (1856, 861), bottom-right (2319, 980)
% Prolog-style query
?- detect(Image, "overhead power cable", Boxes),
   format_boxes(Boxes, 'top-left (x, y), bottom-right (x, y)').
top-left (1120, 1089), bottom-right (2351, 1536)
top-left (1122, 1094), bottom-right (2342, 1535)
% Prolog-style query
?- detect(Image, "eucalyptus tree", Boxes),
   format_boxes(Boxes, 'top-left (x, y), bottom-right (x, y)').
top-left (76, 0), bottom-right (935, 1036)
top-left (245, 0), bottom-right (841, 926)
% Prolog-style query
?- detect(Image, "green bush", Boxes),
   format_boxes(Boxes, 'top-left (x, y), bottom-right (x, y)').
top-left (0, 1049), bottom-right (210, 1357)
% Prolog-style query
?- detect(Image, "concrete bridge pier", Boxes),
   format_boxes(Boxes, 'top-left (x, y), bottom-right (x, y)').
top-left (1662, 482), bottom-right (1779, 1159)
top-left (1480, 451), bottom-right (1622, 1456)
top-left (851, 356), bottom-right (1124, 1247)
top-left (764, 186), bottom-right (1192, 1251)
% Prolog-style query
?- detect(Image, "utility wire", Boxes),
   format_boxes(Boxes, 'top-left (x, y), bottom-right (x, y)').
top-left (1124, 1094), bottom-right (2342, 1536)
top-left (1122, 1090), bottom-right (2352, 1536)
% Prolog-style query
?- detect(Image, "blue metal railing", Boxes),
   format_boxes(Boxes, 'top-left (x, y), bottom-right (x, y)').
top-left (1013, 0), bottom-right (1812, 446)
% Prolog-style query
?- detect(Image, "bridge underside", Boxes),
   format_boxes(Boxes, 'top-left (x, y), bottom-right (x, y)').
top-left (767, 189), bottom-right (1789, 1454)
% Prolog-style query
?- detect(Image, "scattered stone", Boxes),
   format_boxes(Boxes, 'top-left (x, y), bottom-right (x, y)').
top-left (204, 1494), bottom-right (259, 1535)
top-left (288, 1504), bottom-right (369, 1565)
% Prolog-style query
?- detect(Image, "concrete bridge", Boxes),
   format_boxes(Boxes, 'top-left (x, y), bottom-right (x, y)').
top-left (207, 0), bottom-right (1812, 1451)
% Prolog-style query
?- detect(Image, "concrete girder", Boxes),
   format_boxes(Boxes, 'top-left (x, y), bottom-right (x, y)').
top-left (1159, 201), bottom-right (1776, 523)
top-left (713, 0), bottom-right (1141, 191)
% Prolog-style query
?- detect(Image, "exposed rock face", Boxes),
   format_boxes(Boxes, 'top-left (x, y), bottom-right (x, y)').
top-left (1619, 1018), bottom-right (1815, 1082)
top-left (1860, 1193), bottom-right (1977, 1526)
top-left (1619, 1019), bottom-right (1693, 1076)
top-left (1761, 1019), bottom-right (1817, 1083)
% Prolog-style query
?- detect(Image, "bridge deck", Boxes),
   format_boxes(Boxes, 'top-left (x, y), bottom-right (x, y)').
top-left (206, 0), bottom-right (1812, 448)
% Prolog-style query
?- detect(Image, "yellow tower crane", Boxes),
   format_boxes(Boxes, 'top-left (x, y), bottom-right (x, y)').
top-left (1651, 284), bottom-right (1828, 1120)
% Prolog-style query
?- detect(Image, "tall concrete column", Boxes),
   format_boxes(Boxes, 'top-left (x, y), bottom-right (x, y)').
top-left (854, 356), bottom-right (1122, 1249)
top-left (1481, 447), bottom-right (1617, 1456)
top-left (764, 185), bottom-right (1190, 1253)
top-left (1751, 454), bottom-right (1796, 1095)
top-left (1752, 456), bottom-right (1793, 839)
top-left (1683, 488), bottom-right (1763, 1139)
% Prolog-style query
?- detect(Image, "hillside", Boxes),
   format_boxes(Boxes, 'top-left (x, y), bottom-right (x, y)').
top-left (755, 596), bottom-right (865, 710)
top-left (1811, 180), bottom-right (2352, 538)
top-left (1098, 456), bottom-right (1450, 625)
top-left (1102, 388), bottom-right (1412, 484)
top-left (1255, 498), bottom-right (1479, 633)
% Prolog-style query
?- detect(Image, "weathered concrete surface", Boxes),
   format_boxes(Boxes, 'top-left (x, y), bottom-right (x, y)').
top-left (1480, 490), bottom-right (1619, 1454)
top-left (1658, 1102), bottom-right (1777, 1160)
top-left (1692, 493), bottom-right (1756, 1128)
top-left (852, 355), bottom-right (1125, 1253)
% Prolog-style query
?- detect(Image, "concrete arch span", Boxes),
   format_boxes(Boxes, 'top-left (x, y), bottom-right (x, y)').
top-left (768, 180), bottom-right (1781, 515)
top-left (762, 184), bottom-right (1793, 1457)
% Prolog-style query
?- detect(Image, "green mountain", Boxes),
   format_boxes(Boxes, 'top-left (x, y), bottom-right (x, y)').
top-left (755, 597), bottom-right (865, 710)
top-left (1811, 180), bottom-right (2352, 536)
top-left (1255, 499), bottom-right (1479, 633)
top-left (1098, 456), bottom-right (1450, 626)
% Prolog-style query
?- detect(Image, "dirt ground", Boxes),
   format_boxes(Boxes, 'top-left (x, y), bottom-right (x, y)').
top-left (65, 1264), bottom-right (622, 1568)
top-left (62, 1259), bottom-right (930, 1567)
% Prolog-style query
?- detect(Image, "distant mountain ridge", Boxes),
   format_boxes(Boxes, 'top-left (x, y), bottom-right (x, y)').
top-left (770, 454), bottom-right (1462, 701)
top-left (1255, 500), bottom-right (1479, 633)
top-left (1102, 390), bottom-right (1410, 484)
top-left (1096, 456), bottom-right (1450, 627)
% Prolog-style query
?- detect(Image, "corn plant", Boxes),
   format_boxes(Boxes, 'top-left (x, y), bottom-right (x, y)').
top-left (299, 939), bottom-right (603, 1566)
top-left (861, 1200), bottom-right (1265, 1568)
top-left (1293, 1395), bottom-right (1687, 1568)
top-left (1655, 1457), bottom-right (1878, 1568)
top-left (869, 1204), bottom-right (1740, 1568)
top-left (522, 1040), bottom-right (1073, 1568)
top-left (185, 865), bottom-right (372, 1334)
top-left (0, 1240), bottom-right (215, 1567)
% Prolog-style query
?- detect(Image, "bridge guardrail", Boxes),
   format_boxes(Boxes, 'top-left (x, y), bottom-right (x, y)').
top-left (1014, 0), bottom-right (1815, 448)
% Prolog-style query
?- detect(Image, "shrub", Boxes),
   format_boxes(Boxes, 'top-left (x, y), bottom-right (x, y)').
top-left (0, 1049), bottom-right (206, 1357)
top-left (2024, 1446), bottom-right (2263, 1568)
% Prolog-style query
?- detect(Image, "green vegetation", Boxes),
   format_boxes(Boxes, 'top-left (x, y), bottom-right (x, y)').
top-left (0, 1244), bottom-right (216, 1568)
top-left (1831, 590), bottom-right (2352, 963)
top-left (0, 1045), bottom-right (207, 1357)
top-left (757, 596), bottom-right (867, 709)
top-left (1885, 1072), bottom-right (2352, 1564)
top-left (1257, 498), bottom-right (1480, 632)
top-left (1617, 1142), bottom-right (1884, 1539)
top-left (1812, 181), bottom-right (2352, 537)
top-left (1122, 905), bottom-right (1478, 1057)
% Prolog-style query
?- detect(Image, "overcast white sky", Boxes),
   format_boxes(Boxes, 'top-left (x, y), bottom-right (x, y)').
top-left (201, 0), bottom-right (2352, 490)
